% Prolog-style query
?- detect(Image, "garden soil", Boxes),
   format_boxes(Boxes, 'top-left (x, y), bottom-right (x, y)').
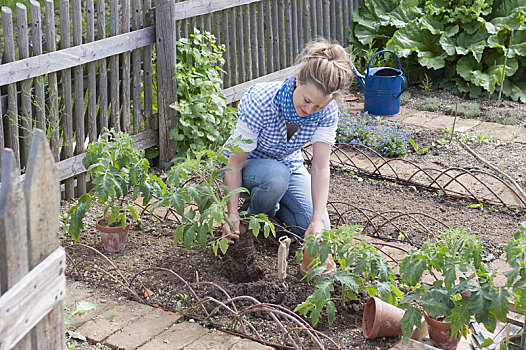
top-left (62, 90), bottom-right (526, 349)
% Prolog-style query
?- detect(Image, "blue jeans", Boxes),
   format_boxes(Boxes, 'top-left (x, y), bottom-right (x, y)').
top-left (240, 159), bottom-right (330, 237)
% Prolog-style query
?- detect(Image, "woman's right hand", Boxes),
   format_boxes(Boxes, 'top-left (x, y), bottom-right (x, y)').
top-left (222, 212), bottom-right (241, 245)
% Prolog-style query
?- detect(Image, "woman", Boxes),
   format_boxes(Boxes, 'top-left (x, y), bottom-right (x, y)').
top-left (222, 39), bottom-right (352, 275)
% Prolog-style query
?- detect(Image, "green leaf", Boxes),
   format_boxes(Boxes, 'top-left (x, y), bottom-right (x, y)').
top-left (219, 238), bottom-right (229, 255)
top-left (386, 23), bottom-right (448, 69)
top-left (448, 298), bottom-right (471, 336)
top-left (491, 289), bottom-right (510, 322)
top-left (401, 306), bottom-right (423, 340)
top-left (400, 254), bottom-right (426, 286)
top-left (422, 289), bottom-right (452, 317)
top-left (183, 224), bottom-right (197, 250)
top-left (326, 300), bottom-right (336, 326)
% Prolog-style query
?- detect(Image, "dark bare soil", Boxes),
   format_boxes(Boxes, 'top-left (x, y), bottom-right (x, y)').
top-left (62, 90), bottom-right (526, 349)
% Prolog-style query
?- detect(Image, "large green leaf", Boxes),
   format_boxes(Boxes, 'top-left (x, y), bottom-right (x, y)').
top-left (455, 28), bottom-right (489, 62)
top-left (387, 23), bottom-right (448, 69)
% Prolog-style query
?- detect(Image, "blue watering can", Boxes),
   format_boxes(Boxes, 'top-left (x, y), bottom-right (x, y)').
top-left (350, 50), bottom-right (407, 117)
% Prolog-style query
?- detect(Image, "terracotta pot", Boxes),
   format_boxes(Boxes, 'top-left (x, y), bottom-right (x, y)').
top-left (97, 219), bottom-right (129, 253)
top-left (363, 297), bottom-right (405, 339)
top-left (362, 297), bottom-right (428, 340)
top-left (424, 312), bottom-right (460, 350)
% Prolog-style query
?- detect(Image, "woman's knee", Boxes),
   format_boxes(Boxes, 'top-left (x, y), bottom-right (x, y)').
top-left (243, 159), bottom-right (291, 194)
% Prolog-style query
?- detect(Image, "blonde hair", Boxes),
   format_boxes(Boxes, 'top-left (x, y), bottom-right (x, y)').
top-left (296, 38), bottom-right (352, 97)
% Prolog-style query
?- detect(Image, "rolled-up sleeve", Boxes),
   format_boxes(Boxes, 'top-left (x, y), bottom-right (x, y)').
top-left (311, 101), bottom-right (339, 146)
top-left (230, 119), bottom-right (258, 152)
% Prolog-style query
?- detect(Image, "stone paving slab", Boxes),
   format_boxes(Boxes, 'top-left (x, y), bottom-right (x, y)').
top-left (76, 301), bottom-right (152, 343)
top-left (105, 307), bottom-right (182, 349)
top-left (182, 330), bottom-right (244, 350)
top-left (138, 322), bottom-right (210, 350)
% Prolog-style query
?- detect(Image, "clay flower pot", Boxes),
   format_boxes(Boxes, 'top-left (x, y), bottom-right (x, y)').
top-left (97, 219), bottom-right (130, 253)
top-left (424, 312), bottom-right (460, 350)
top-left (363, 297), bottom-right (428, 340)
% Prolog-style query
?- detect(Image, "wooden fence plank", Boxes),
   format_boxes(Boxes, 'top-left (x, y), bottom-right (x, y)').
top-left (0, 248), bottom-right (66, 350)
top-left (109, 0), bottom-right (121, 131)
top-left (143, 0), bottom-right (153, 130)
top-left (335, 0), bottom-right (343, 44)
top-left (296, 0), bottom-right (303, 50)
top-left (17, 4), bottom-right (32, 168)
top-left (221, 10), bottom-right (230, 87)
top-left (264, 1), bottom-right (274, 74)
top-left (204, 13), bottom-right (212, 33)
top-left (271, 0), bottom-right (279, 71)
top-left (0, 148), bottom-right (31, 350)
top-left (285, 0), bottom-right (293, 66)
top-left (97, 0), bottom-right (109, 132)
top-left (171, 0), bottom-right (261, 20)
top-left (72, 0), bottom-right (86, 196)
top-left (243, 5), bottom-right (253, 82)
top-left (122, 0), bottom-right (131, 134)
top-left (342, 0), bottom-right (349, 45)
top-left (236, 6), bottom-right (245, 83)
top-left (30, 1), bottom-right (46, 133)
top-left (0, 150), bottom-right (28, 295)
top-left (86, 0), bottom-right (97, 142)
top-left (291, 0), bottom-right (299, 57)
top-left (132, 0), bottom-right (142, 134)
top-left (230, 8), bottom-right (239, 85)
top-left (278, 0), bottom-right (286, 69)
top-left (155, 0), bottom-right (178, 163)
top-left (257, 1), bottom-right (265, 76)
top-left (2, 7), bottom-right (21, 167)
top-left (303, 0), bottom-right (311, 48)
top-left (44, 0), bottom-right (60, 161)
top-left (323, 0), bottom-right (330, 38)
top-left (59, 0), bottom-right (75, 199)
top-left (330, 0), bottom-right (337, 40)
top-left (316, 0), bottom-right (322, 37)
top-left (249, 4), bottom-right (258, 78)
top-left (24, 129), bottom-right (63, 350)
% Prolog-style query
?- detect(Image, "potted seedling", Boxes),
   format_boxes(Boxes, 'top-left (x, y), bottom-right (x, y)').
top-left (295, 225), bottom-right (404, 332)
top-left (399, 228), bottom-right (509, 350)
top-left (503, 221), bottom-right (526, 350)
top-left (65, 130), bottom-right (163, 253)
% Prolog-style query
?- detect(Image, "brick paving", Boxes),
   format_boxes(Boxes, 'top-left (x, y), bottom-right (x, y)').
top-left (66, 280), bottom-right (273, 350)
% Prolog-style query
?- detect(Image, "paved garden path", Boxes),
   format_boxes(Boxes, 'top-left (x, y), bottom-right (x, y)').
top-left (65, 280), bottom-right (273, 350)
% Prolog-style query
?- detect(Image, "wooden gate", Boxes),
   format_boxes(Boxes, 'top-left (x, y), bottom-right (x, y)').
top-left (0, 129), bottom-right (65, 350)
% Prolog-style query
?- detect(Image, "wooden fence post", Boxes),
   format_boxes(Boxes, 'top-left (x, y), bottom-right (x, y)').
top-left (156, 0), bottom-right (178, 165)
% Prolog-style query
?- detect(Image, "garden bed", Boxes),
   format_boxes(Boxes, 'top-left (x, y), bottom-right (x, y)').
top-left (62, 89), bottom-right (526, 349)
top-left (62, 129), bottom-right (526, 349)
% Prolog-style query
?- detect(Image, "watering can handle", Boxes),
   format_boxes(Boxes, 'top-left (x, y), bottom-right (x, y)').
top-left (366, 50), bottom-right (402, 76)
top-left (396, 74), bottom-right (408, 99)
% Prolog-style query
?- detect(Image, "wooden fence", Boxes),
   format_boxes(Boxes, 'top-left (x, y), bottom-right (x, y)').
top-left (0, 129), bottom-right (65, 350)
top-left (0, 0), bottom-right (361, 200)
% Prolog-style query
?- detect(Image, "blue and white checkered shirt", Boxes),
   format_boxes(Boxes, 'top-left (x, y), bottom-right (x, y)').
top-left (227, 81), bottom-right (339, 172)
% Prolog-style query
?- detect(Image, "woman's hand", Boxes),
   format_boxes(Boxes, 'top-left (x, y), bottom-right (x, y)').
top-left (222, 212), bottom-right (241, 245)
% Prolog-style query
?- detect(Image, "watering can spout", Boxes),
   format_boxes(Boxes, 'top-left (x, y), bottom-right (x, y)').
top-left (350, 59), bottom-right (366, 91)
